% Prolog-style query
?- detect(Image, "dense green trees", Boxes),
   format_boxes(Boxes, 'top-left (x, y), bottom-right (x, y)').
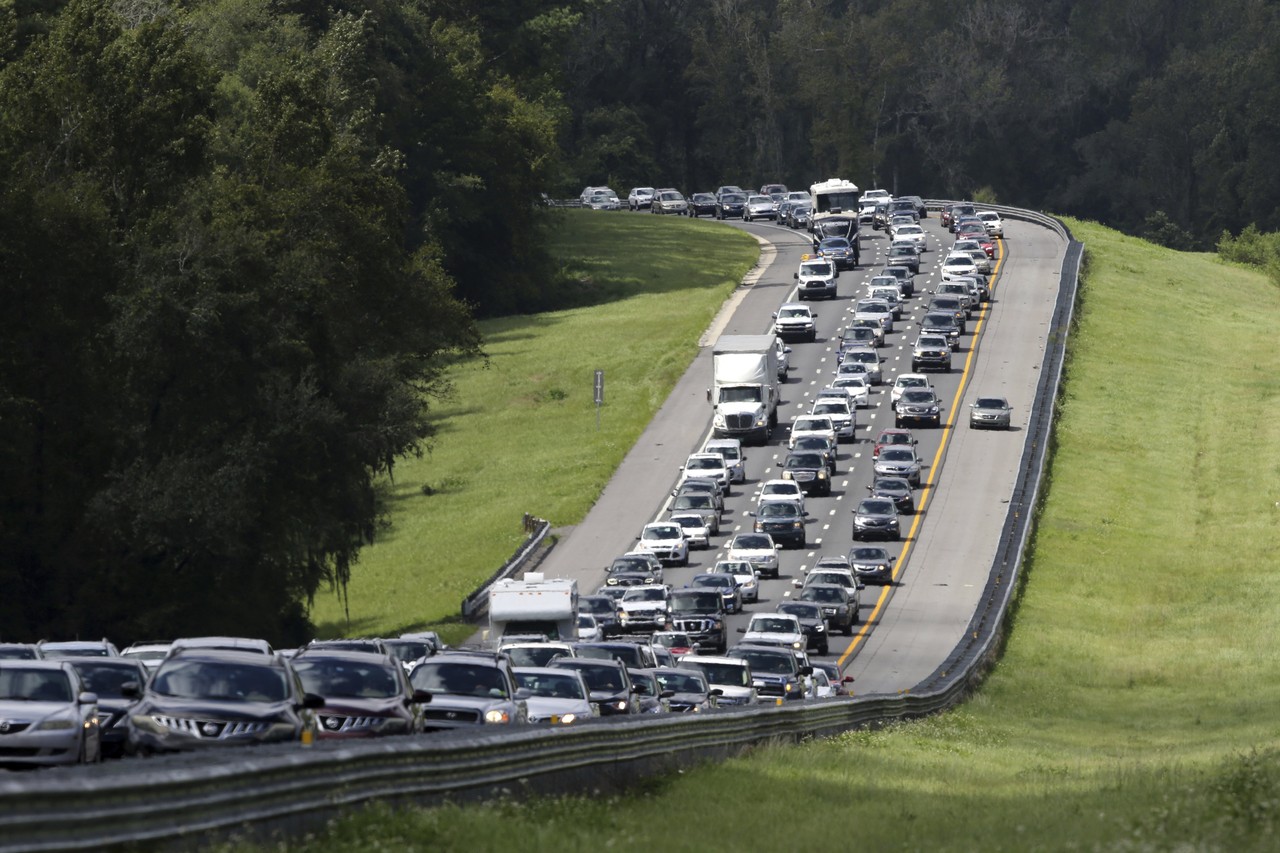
top-left (0, 0), bottom-right (503, 643)
top-left (4, 0), bottom-right (1279, 643)
top-left (559, 0), bottom-right (1280, 247)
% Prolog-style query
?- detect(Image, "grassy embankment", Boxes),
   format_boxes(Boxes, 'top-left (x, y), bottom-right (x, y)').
top-left (274, 219), bottom-right (1280, 850)
top-left (307, 210), bottom-right (759, 642)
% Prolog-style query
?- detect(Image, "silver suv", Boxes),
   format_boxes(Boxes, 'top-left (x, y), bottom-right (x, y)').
top-left (912, 335), bottom-right (952, 372)
top-left (408, 651), bottom-right (529, 729)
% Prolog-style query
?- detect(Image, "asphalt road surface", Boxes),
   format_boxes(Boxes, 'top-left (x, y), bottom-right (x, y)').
top-left (538, 212), bottom-right (1069, 696)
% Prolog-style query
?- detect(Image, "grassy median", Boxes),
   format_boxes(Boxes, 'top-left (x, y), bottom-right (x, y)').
top-left (306, 210), bottom-right (759, 642)
top-left (270, 219), bottom-right (1280, 850)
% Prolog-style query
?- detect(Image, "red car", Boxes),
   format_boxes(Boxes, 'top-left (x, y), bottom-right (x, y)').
top-left (872, 427), bottom-right (917, 458)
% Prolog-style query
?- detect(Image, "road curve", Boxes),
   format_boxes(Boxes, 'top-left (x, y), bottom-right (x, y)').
top-left (538, 213), bottom-right (1069, 694)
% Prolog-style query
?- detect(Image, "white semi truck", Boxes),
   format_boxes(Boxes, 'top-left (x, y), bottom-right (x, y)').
top-left (487, 573), bottom-right (579, 646)
top-left (711, 334), bottom-right (780, 446)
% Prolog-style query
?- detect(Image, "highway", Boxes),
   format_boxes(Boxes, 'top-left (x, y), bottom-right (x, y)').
top-left (539, 211), bottom-right (1070, 695)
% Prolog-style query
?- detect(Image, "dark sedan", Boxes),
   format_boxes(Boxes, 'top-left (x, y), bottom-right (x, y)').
top-left (775, 601), bottom-right (830, 656)
top-left (751, 500), bottom-right (809, 548)
top-left (852, 498), bottom-right (901, 541)
top-left (687, 192), bottom-right (718, 218)
top-left (715, 193), bottom-right (746, 220)
top-left (781, 451), bottom-right (832, 497)
top-left (868, 476), bottom-right (915, 514)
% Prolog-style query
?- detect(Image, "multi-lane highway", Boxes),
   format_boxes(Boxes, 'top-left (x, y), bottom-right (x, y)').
top-left (540, 211), bottom-right (1069, 694)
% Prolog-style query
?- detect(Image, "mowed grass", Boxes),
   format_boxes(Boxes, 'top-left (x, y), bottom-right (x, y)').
top-left (307, 211), bottom-right (758, 641)
top-left (268, 219), bottom-right (1280, 850)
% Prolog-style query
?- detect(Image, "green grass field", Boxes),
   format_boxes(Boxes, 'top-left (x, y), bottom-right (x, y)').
top-left (262, 218), bottom-right (1280, 850)
top-left (306, 211), bottom-right (758, 642)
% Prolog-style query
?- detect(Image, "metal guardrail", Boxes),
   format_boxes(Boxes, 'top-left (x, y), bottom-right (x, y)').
top-left (459, 515), bottom-right (552, 620)
top-left (0, 206), bottom-right (1084, 852)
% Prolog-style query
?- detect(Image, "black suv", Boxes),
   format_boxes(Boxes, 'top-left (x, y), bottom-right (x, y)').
top-left (781, 450), bottom-right (832, 497)
top-left (667, 589), bottom-right (728, 653)
top-left (798, 583), bottom-right (857, 635)
top-left (715, 193), bottom-right (746, 220)
top-left (408, 650), bottom-right (528, 730)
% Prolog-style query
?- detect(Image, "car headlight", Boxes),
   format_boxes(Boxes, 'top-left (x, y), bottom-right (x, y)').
top-left (557, 713), bottom-right (577, 725)
top-left (816, 624), bottom-right (825, 632)
top-left (35, 718), bottom-right (74, 731)
top-left (784, 682), bottom-right (794, 692)
top-left (782, 471), bottom-right (793, 479)
top-left (614, 700), bottom-right (628, 711)
top-left (817, 471), bottom-right (828, 479)
top-left (484, 709), bottom-right (512, 724)
top-left (792, 641), bottom-right (802, 649)
top-left (713, 414), bottom-right (726, 427)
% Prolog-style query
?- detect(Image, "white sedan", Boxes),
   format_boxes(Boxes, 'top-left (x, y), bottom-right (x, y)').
top-left (757, 479), bottom-right (807, 513)
top-left (891, 373), bottom-right (934, 405)
top-left (788, 415), bottom-right (837, 448)
top-left (831, 375), bottom-right (872, 408)
top-left (892, 223), bottom-right (929, 251)
top-left (726, 532), bottom-right (780, 580)
top-left (941, 253), bottom-right (979, 281)
top-left (636, 522), bottom-right (690, 566)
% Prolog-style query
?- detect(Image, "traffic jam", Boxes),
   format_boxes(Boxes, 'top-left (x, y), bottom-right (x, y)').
top-left (0, 187), bottom-right (1011, 768)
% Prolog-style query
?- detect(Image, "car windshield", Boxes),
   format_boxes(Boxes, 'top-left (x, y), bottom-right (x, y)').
top-left (293, 659), bottom-right (400, 699)
top-left (624, 587), bottom-right (665, 602)
top-left (689, 662), bottom-right (750, 687)
top-left (793, 437), bottom-right (831, 452)
top-left (669, 591), bottom-right (721, 613)
top-left (0, 669), bottom-right (74, 702)
top-left (692, 575), bottom-right (731, 589)
top-left (897, 377), bottom-right (926, 389)
top-left (644, 526), bottom-right (680, 540)
top-left (810, 573), bottom-right (853, 588)
top-left (800, 262), bottom-right (831, 276)
top-left (686, 457), bottom-right (722, 471)
top-left (860, 500), bottom-right (896, 515)
top-left (902, 391), bottom-right (935, 404)
top-left (919, 337), bottom-right (948, 348)
top-left (758, 501), bottom-right (801, 518)
top-left (778, 307), bottom-right (810, 319)
top-left (719, 386), bottom-right (762, 403)
top-left (820, 238), bottom-right (850, 250)
top-left (812, 403), bottom-right (845, 415)
top-left (801, 586), bottom-right (844, 603)
top-left (851, 547), bottom-right (890, 561)
top-left (723, 194), bottom-right (745, 203)
top-left (878, 432), bottom-right (911, 445)
top-left (609, 558), bottom-right (648, 573)
top-left (750, 618), bottom-right (797, 633)
top-left (151, 660), bottom-right (289, 702)
top-left (673, 495), bottom-right (711, 511)
top-left (580, 598), bottom-right (614, 617)
top-left (655, 672), bottom-right (706, 693)
top-left (652, 633), bottom-right (692, 649)
top-left (874, 479), bottom-right (910, 493)
top-left (778, 603), bottom-right (822, 620)
top-left (880, 448), bottom-right (915, 462)
top-left (506, 646), bottom-right (570, 667)
top-left (410, 661), bottom-right (508, 699)
top-left (761, 483), bottom-right (799, 497)
top-left (734, 650), bottom-right (794, 675)
top-left (660, 192), bottom-right (681, 201)
top-left (515, 672), bottom-right (584, 700)
top-left (733, 535), bottom-right (773, 550)
top-left (976, 398), bottom-right (1007, 408)
top-left (557, 663), bottom-right (625, 691)
top-left (785, 454), bottom-right (823, 470)
top-left (714, 561), bottom-right (753, 576)
top-left (68, 662), bottom-right (142, 698)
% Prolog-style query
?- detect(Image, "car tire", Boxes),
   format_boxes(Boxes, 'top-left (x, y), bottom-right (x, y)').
top-left (853, 608), bottom-right (861, 625)
top-left (819, 644), bottom-right (829, 656)
top-left (844, 620), bottom-right (854, 636)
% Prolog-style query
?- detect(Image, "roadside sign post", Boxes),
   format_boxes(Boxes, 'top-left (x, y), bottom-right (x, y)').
top-left (594, 369), bottom-right (604, 431)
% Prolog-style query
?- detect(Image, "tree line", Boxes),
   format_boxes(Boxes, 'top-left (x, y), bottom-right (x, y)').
top-left (2, 0), bottom-right (1275, 644)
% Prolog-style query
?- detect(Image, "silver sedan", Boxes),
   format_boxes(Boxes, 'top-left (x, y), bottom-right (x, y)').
top-left (969, 396), bottom-right (1013, 429)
